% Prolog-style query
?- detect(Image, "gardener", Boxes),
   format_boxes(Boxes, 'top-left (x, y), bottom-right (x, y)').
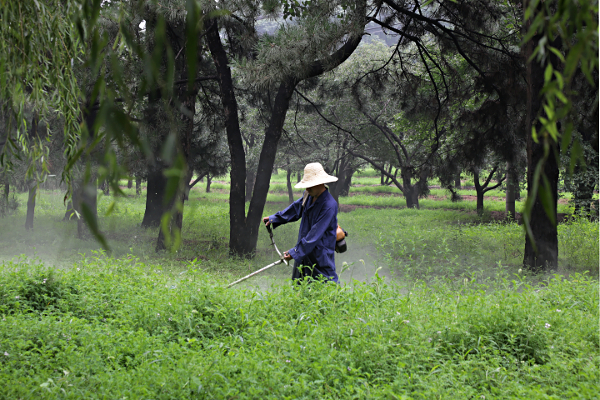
top-left (263, 162), bottom-right (339, 283)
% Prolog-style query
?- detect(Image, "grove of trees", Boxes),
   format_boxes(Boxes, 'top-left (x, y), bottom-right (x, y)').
top-left (0, 0), bottom-right (597, 271)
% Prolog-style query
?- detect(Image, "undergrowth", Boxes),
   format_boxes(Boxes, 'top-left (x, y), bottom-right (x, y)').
top-left (0, 255), bottom-right (597, 399)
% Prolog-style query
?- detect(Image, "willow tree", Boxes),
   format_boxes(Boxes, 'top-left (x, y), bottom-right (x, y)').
top-left (0, 0), bottom-right (84, 187)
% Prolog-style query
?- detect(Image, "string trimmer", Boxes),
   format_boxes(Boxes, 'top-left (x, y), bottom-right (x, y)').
top-left (226, 224), bottom-right (289, 288)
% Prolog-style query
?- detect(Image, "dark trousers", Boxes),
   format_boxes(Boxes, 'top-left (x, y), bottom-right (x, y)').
top-left (292, 254), bottom-right (338, 284)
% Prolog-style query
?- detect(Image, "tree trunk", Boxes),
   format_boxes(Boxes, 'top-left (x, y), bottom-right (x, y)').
top-left (472, 169), bottom-right (485, 216)
top-left (156, 172), bottom-right (191, 252)
top-left (339, 169), bottom-right (354, 197)
top-left (135, 176), bottom-right (142, 196)
top-left (286, 165), bottom-right (294, 204)
top-left (25, 182), bottom-right (36, 230)
top-left (476, 191), bottom-right (484, 216)
top-left (141, 166), bottom-right (167, 228)
top-left (297, 171), bottom-right (301, 183)
top-left (127, 179), bottom-right (133, 189)
top-left (523, 21), bottom-right (559, 271)
top-left (206, 174), bottom-right (212, 192)
top-left (64, 187), bottom-right (81, 221)
top-left (505, 163), bottom-right (516, 220)
top-left (100, 179), bottom-right (109, 196)
top-left (243, 79), bottom-right (298, 256)
top-left (401, 170), bottom-right (419, 209)
top-left (454, 173), bottom-right (462, 189)
top-left (77, 180), bottom-right (98, 239)
top-left (523, 136), bottom-right (559, 270)
top-left (207, 20), bottom-right (249, 256)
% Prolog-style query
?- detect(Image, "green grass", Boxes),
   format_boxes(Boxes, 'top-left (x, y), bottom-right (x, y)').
top-left (0, 256), bottom-right (597, 399)
top-left (1, 176), bottom-right (598, 399)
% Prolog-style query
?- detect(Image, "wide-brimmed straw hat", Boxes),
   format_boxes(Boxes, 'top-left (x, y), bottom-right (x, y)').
top-left (295, 162), bottom-right (338, 189)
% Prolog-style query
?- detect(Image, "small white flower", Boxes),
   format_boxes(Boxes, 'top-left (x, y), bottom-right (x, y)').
top-left (545, 323), bottom-right (551, 329)
top-left (550, 345), bottom-right (554, 349)
top-left (157, 313), bottom-right (160, 317)
top-left (347, 367), bottom-right (351, 371)
top-left (402, 320), bottom-right (410, 324)
top-left (285, 360), bottom-right (290, 363)
top-left (77, 268), bottom-right (80, 271)
top-left (15, 296), bottom-right (19, 299)
top-left (3, 352), bottom-right (8, 356)
top-left (427, 338), bottom-right (432, 343)
top-left (556, 309), bottom-right (561, 312)
top-left (437, 331), bottom-right (441, 334)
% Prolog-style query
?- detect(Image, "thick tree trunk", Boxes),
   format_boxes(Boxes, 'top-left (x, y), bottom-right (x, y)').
top-left (401, 170), bottom-right (419, 209)
top-left (207, 20), bottom-right (249, 256)
top-left (206, 174), bottom-right (212, 193)
top-left (208, 19), bottom-right (298, 257)
top-left (286, 165), bottom-right (294, 204)
top-left (25, 182), bottom-right (36, 230)
top-left (476, 191), bottom-right (484, 216)
top-left (523, 137), bottom-right (559, 270)
top-left (141, 166), bottom-right (167, 228)
top-left (244, 79), bottom-right (297, 256)
top-left (339, 169), bottom-right (354, 197)
top-left (523, 24), bottom-right (559, 271)
top-left (127, 179), bottom-right (133, 189)
top-left (329, 160), bottom-right (355, 203)
top-left (297, 171), bottom-right (301, 183)
top-left (505, 163), bottom-right (516, 220)
top-left (404, 186), bottom-right (419, 209)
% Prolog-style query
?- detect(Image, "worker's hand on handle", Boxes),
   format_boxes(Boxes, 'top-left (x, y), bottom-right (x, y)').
top-left (262, 216), bottom-right (271, 227)
top-left (282, 251), bottom-right (293, 261)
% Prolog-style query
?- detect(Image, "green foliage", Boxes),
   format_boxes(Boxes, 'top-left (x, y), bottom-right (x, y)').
top-left (0, 0), bottom-right (83, 174)
top-left (0, 256), bottom-right (597, 398)
top-left (558, 215), bottom-right (600, 273)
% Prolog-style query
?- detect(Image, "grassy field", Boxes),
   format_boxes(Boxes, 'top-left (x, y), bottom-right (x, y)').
top-left (0, 171), bottom-right (598, 399)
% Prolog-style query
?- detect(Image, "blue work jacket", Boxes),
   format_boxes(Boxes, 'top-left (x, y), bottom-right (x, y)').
top-left (269, 189), bottom-right (339, 282)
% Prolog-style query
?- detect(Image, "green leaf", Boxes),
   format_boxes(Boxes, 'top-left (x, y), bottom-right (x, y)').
top-left (544, 63), bottom-right (553, 82)
top-left (539, 175), bottom-right (556, 226)
top-left (549, 46), bottom-right (565, 63)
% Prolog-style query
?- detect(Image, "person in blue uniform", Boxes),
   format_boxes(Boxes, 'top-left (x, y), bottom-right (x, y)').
top-left (263, 162), bottom-right (339, 283)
